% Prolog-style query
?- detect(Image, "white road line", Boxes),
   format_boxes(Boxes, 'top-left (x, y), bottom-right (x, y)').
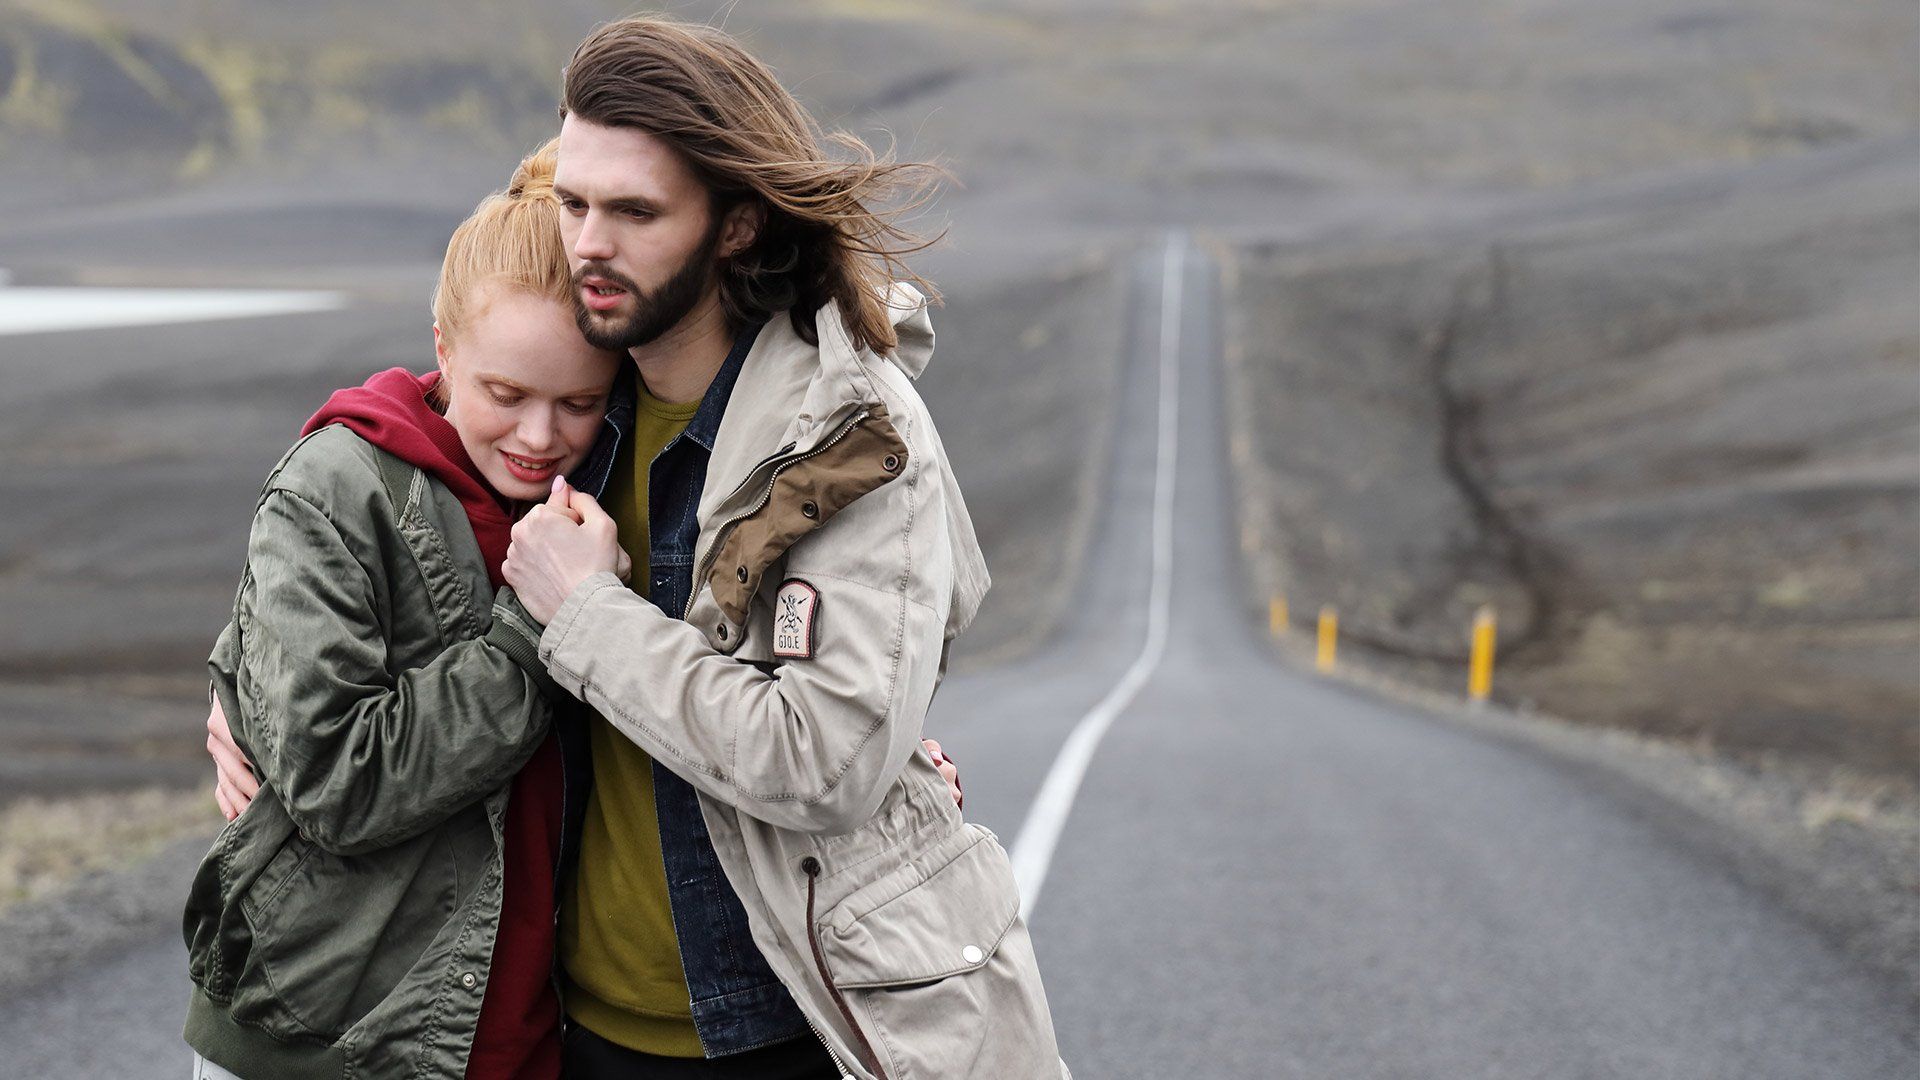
top-left (0, 287), bottom-right (346, 337)
top-left (1009, 232), bottom-right (1185, 920)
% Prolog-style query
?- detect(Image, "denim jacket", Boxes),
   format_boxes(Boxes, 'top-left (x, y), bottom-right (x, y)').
top-left (559, 322), bottom-right (811, 1055)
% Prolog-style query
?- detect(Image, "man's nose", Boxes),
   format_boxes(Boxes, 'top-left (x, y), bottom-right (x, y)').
top-left (573, 211), bottom-right (616, 263)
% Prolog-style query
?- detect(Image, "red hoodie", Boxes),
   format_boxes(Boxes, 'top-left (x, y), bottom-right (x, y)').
top-left (304, 368), bottom-right (564, 1080)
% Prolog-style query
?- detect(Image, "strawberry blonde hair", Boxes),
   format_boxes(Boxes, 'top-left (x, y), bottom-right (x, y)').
top-left (431, 137), bottom-right (569, 351)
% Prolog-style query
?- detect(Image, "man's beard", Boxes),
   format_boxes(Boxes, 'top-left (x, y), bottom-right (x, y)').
top-left (572, 220), bottom-right (725, 352)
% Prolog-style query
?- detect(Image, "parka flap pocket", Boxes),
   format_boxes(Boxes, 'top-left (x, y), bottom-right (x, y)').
top-left (818, 823), bottom-right (1019, 989)
top-left (706, 408), bottom-right (908, 624)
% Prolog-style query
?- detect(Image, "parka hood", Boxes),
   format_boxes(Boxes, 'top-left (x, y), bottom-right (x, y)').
top-left (704, 282), bottom-right (988, 646)
top-left (883, 281), bottom-right (936, 380)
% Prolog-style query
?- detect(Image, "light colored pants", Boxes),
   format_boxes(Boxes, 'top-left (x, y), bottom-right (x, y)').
top-left (191, 1054), bottom-right (245, 1080)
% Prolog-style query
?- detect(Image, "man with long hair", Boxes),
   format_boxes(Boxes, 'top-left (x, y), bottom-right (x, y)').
top-left (496, 15), bottom-right (1068, 1080)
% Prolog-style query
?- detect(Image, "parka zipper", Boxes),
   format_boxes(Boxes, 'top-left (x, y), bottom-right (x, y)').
top-left (801, 855), bottom-right (888, 1080)
top-left (803, 1005), bottom-right (857, 1080)
top-left (683, 408), bottom-right (871, 620)
top-left (671, 405), bottom-right (886, 1076)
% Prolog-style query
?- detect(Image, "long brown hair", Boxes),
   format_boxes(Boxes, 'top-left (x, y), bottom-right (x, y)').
top-left (560, 14), bottom-right (943, 354)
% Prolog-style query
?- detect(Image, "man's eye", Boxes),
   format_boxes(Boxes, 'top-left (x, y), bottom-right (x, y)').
top-left (622, 208), bottom-right (651, 221)
top-left (562, 199), bottom-right (586, 213)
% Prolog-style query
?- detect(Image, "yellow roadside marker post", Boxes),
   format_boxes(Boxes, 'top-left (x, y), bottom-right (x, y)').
top-left (1316, 605), bottom-right (1337, 672)
top-left (1469, 605), bottom-right (1496, 705)
top-left (1270, 595), bottom-right (1288, 638)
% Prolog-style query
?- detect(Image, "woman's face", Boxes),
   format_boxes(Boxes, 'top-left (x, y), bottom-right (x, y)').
top-left (436, 286), bottom-right (622, 503)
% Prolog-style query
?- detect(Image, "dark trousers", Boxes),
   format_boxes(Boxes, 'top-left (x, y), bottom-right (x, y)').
top-left (562, 1025), bottom-right (842, 1080)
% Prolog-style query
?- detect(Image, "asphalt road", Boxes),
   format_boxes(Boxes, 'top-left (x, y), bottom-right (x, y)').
top-left (930, 238), bottom-right (1916, 1079)
top-left (4, 238), bottom-right (1911, 1077)
top-left (1002, 240), bottom-right (1917, 1078)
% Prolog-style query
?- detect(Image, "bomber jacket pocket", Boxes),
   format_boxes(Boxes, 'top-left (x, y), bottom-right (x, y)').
top-left (238, 828), bottom-right (315, 926)
top-left (234, 823), bottom-right (465, 1040)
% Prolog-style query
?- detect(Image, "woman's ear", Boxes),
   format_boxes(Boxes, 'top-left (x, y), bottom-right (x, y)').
top-left (433, 323), bottom-right (452, 375)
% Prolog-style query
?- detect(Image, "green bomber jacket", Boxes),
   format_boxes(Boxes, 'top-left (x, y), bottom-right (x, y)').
top-left (182, 423), bottom-right (553, 1080)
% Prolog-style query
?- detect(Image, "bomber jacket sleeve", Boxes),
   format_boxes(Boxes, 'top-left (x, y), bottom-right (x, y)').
top-left (531, 430), bottom-right (956, 836)
top-left (224, 487), bottom-right (551, 855)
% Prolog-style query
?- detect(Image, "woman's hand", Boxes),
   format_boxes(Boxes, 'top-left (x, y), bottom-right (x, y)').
top-left (505, 477), bottom-right (622, 624)
top-left (533, 488), bottom-right (630, 581)
top-left (923, 739), bottom-right (962, 809)
top-left (206, 696), bottom-right (259, 821)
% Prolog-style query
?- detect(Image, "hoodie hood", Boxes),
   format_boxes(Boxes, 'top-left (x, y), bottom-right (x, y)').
top-left (302, 367), bottom-right (515, 587)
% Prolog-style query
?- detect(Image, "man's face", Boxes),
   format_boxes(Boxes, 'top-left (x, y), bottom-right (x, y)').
top-left (554, 114), bottom-right (726, 352)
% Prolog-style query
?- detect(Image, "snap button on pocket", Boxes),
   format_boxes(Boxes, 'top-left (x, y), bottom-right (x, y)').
top-left (736, 565), bottom-right (749, 583)
top-left (962, 945), bottom-right (984, 965)
top-left (460, 972), bottom-right (478, 989)
top-left (882, 454), bottom-right (900, 472)
top-left (801, 500), bottom-right (819, 519)
top-left (717, 624), bottom-right (729, 641)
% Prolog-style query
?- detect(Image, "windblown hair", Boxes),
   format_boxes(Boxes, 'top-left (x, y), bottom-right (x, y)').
top-left (561, 14), bottom-right (944, 354)
top-left (431, 136), bottom-right (569, 352)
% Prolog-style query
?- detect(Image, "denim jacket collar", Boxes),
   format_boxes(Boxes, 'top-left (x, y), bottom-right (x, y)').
top-left (568, 321), bottom-right (759, 499)
top-left (568, 371), bottom-right (630, 502)
top-left (683, 321), bottom-right (759, 452)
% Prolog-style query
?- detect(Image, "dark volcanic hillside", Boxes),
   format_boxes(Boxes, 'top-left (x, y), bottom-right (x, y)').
top-left (1, 0), bottom-right (1916, 792)
top-left (1224, 136), bottom-right (1919, 783)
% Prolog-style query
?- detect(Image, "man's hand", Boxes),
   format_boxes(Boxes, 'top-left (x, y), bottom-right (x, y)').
top-left (207, 696), bottom-right (259, 821)
top-left (505, 477), bottom-right (622, 624)
top-left (542, 482), bottom-right (631, 581)
top-left (923, 738), bottom-right (962, 810)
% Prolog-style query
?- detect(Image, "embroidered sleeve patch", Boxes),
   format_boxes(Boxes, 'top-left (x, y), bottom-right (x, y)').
top-left (773, 579), bottom-right (820, 659)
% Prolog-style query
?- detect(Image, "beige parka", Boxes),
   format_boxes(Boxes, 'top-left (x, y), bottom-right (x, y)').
top-left (513, 285), bottom-right (1071, 1079)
